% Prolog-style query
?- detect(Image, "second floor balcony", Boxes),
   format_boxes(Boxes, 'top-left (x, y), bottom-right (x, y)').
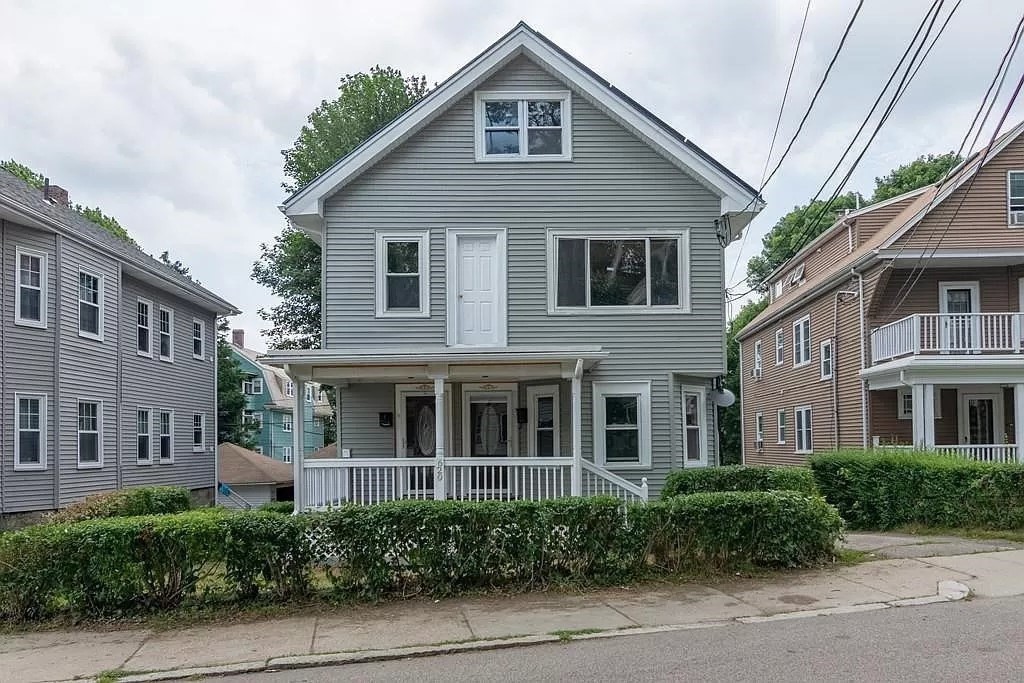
top-left (871, 312), bottom-right (1024, 364)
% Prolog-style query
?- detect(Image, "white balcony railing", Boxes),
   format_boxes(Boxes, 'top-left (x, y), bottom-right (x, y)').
top-left (871, 313), bottom-right (1024, 363)
top-left (934, 444), bottom-right (1020, 464)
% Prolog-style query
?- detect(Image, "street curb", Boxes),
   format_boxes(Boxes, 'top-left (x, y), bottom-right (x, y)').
top-left (104, 579), bottom-right (973, 682)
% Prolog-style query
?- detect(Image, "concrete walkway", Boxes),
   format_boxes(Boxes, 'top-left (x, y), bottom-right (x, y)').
top-left (6, 537), bottom-right (1024, 683)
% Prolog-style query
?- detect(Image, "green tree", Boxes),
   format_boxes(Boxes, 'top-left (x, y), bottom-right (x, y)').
top-left (252, 67), bottom-right (429, 350)
top-left (1, 159), bottom-right (45, 188)
top-left (870, 152), bottom-right (961, 202)
top-left (217, 319), bottom-right (258, 448)
top-left (159, 250), bottom-right (196, 282)
top-left (719, 297), bottom-right (768, 464)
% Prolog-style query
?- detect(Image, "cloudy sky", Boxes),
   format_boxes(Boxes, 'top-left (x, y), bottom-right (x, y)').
top-left (3, 0), bottom-right (1022, 349)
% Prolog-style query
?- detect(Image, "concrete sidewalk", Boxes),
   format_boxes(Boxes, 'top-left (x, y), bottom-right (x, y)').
top-left (6, 537), bottom-right (1024, 683)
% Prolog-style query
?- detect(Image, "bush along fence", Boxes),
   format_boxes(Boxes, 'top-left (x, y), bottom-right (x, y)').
top-left (810, 450), bottom-right (1024, 530)
top-left (0, 493), bottom-right (842, 622)
top-left (662, 464), bottom-right (817, 498)
top-left (44, 486), bottom-right (193, 524)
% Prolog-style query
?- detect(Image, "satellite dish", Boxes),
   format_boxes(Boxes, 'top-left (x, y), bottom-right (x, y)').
top-left (710, 388), bottom-right (736, 407)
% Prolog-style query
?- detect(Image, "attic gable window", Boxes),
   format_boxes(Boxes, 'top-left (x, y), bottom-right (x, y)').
top-left (475, 91), bottom-right (572, 161)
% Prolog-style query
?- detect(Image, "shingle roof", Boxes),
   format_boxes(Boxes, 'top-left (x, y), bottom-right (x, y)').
top-left (0, 168), bottom-right (238, 315)
top-left (218, 442), bottom-right (294, 485)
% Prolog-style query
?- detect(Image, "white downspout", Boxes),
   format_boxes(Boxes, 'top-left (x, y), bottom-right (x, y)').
top-left (854, 268), bottom-right (868, 448)
top-left (571, 359), bottom-right (583, 496)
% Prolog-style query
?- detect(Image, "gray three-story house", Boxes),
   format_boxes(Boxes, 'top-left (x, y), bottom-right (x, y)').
top-left (0, 170), bottom-right (238, 522)
top-left (266, 23), bottom-right (763, 509)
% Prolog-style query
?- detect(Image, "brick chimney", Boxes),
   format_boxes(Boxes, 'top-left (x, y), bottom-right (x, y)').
top-left (232, 329), bottom-right (245, 348)
top-left (42, 179), bottom-right (70, 208)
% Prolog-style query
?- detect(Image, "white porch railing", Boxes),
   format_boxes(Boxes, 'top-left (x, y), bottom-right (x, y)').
top-left (444, 457), bottom-right (573, 502)
top-left (934, 444), bottom-right (1021, 464)
top-left (581, 460), bottom-right (649, 503)
top-left (871, 313), bottom-right (1024, 363)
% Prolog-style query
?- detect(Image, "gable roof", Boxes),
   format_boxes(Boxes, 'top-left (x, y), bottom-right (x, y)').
top-left (0, 169), bottom-right (239, 315)
top-left (232, 343), bottom-right (333, 416)
top-left (218, 442), bottom-right (294, 485)
top-left (737, 120), bottom-right (1024, 340)
top-left (282, 22), bottom-right (763, 241)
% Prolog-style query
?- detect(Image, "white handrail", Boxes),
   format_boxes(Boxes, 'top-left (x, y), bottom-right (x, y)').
top-left (580, 460), bottom-right (648, 503)
top-left (934, 444), bottom-right (1020, 464)
top-left (872, 312), bottom-right (1024, 363)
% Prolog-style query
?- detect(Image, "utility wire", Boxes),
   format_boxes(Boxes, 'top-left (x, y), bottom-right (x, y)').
top-left (727, 0), bottom-right (954, 302)
top-left (728, 0), bottom-right (813, 288)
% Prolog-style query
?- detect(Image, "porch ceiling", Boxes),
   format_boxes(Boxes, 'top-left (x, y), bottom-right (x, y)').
top-left (862, 355), bottom-right (1024, 389)
top-left (260, 345), bottom-right (608, 382)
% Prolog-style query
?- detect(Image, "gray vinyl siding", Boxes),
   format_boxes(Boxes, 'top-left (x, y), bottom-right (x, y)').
top-left (340, 383), bottom-right (395, 458)
top-left (120, 275), bottom-right (216, 491)
top-left (1, 221), bottom-right (58, 512)
top-left (232, 484), bottom-right (275, 508)
top-left (324, 56), bottom-right (728, 494)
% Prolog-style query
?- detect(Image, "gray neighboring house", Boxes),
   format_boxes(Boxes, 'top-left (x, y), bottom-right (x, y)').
top-left (0, 169), bottom-right (238, 522)
top-left (266, 23), bottom-right (763, 509)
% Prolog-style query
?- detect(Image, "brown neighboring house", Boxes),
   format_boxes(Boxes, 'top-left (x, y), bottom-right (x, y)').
top-left (217, 443), bottom-right (294, 507)
top-left (738, 121), bottom-right (1024, 466)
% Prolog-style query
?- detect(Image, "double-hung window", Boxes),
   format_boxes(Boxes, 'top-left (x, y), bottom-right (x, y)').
top-left (475, 91), bottom-right (571, 161)
top-left (775, 329), bottom-right (785, 365)
top-left (1009, 171), bottom-right (1024, 225)
top-left (777, 409), bottom-right (787, 444)
top-left (795, 406), bottom-right (813, 454)
top-left (793, 315), bottom-right (811, 367)
top-left (243, 410), bottom-right (263, 430)
top-left (593, 381), bottom-right (651, 468)
top-left (192, 320), bottom-right (205, 359)
top-left (753, 340), bottom-right (763, 377)
top-left (550, 231), bottom-right (688, 312)
top-left (158, 307), bottom-right (174, 361)
top-left (281, 446), bottom-right (293, 463)
top-left (285, 381), bottom-right (294, 398)
top-left (159, 411), bottom-right (173, 462)
top-left (754, 412), bottom-right (764, 451)
top-left (242, 377), bottom-right (263, 395)
top-left (682, 388), bottom-right (707, 466)
top-left (77, 400), bottom-right (101, 468)
top-left (282, 414), bottom-right (293, 433)
top-left (897, 388), bottom-right (942, 420)
top-left (15, 393), bottom-right (46, 470)
top-left (375, 231), bottom-right (429, 317)
top-left (192, 413), bottom-right (205, 452)
top-left (137, 299), bottom-right (152, 356)
top-left (15, 248), bottom-right (46, 327)
top-left (526, 385), bottom-right (560, 457)
top-left (820, 339), bottom-right (834, 380)
top-left (78, 271), bottom-right (103, 339)
top-left (137, 408), bottom-right (152, 463)
top-left (305, 384), bottom-right (313, 403)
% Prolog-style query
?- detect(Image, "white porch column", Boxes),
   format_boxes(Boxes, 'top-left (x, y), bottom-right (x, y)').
top-left (291, 374), bottom-right (307, 512)
top-left (911, 383), bottom-right (936, 449)
top-left (571, 359), bottom-right (583, 497)
top-left (1015, 384), bottom-right (1024, 462)
top-left (433, 377), bottom-right (446, 501)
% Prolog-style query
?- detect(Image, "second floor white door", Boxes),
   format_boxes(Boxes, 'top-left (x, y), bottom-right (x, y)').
top-left (455, 233), bottom-right (502, 345)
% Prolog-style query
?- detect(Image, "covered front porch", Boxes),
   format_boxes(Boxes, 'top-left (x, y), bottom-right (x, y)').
top-left (263, 346), bottom-right (650, 510)
top-left (864, 357), bottom-right (1024, 463)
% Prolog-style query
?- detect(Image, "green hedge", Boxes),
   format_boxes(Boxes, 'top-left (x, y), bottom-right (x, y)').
top-left (0, 494), bottom-right (842, 621)
top-left (810, 450), bottom-right (1024, 529)
top-left (46, 486), bottom-right (193, 524)
top-left (662, 465), bottom-right (817, 498)
top-left (258, 501), bottom-right (295, 515)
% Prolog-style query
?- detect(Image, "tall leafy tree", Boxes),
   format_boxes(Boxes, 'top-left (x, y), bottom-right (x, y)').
top-left (252, 67), bottom-right (429, 349)
top-left (869, 152), bottom-right (961, 202)
top-left (719, 298), bottom-right (768, 464)
top-left (217, 319), bottom-right (258, 448)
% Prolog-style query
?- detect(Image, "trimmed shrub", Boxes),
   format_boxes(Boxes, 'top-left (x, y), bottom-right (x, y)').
top-left (810, 450), bottom-right (1024, 529)
top-left (259, 501), bottom-right (295, 515)
top-left (0, 494), bottom-right (842, 622)
top-left (662, 465), bottom-right (817, 499)
top-left (46, 486), bottom-right (193, 524)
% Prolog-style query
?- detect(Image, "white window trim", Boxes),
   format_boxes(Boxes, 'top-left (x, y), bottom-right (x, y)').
top-left (76, 399), bottom-right (103, 469)
top-left (445, 226), bottom-right (509, 347)
top-left (282, 413), bottom-right (293, 433)
top-left (14, 247), bottom-right (47, 329)
top-left (681, 385), bottom-right (708, 468)
top-left (374, 229), bottom-right (431, 318)
top-left (192, 412), bottom-right (206, 453)
top-left (897, 387), bottom-right (942, 420)
top-left (158, 306), bottom-right (174, 362)
top-left (460, 383), bottom-right (519, 458)
top-left (305, 383), bottom-right (314, 403)
top-left (282, 446), bottom-right (293, 463)
top-left (77, 269), bottom-right (104, 341)
top-left (1008, 170), bottom-right (1024, 225)
top-left (754, 411), bottom-right (764, 451)
top-left (775, 329), bottom-right (784, 365)
top-left (526, 384), bottom-right (560, 457)
top-left (252, 377), bottom-right (264, 395)
top-left (777, 408), bottom-right (787, 445)
top-left (137, 298), bottom-right (153, 357)
top-left (285, 381), bottom-right (294, 398)
top-left (753, 340), bottom-right (763, 377)
top-left (593, 380), bottom-right (652, 470)
top-left (158, 410), bottom-right (174, 464)
top-left (14, 392), bottom-right (47, 471)
top-left (136, 407), bottom-right (153, 464)
top-left (474, 90), bottom-right (573, 162)
top-left (772, 280), bottom-right (783, 300)
top-left (795, 405), bottom-right (813, 455)
top-left (546, 228), bottom-right (691, 315)
top-left (793, 315), bottom-right (811, 367)
top-left (820, 339), bottom-right (834, 380)
top-left (192, 319), bottom-right (205, 360)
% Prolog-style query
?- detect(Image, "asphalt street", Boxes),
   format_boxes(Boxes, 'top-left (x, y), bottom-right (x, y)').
top-left (212, 595), bottom-right (1024, 682)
